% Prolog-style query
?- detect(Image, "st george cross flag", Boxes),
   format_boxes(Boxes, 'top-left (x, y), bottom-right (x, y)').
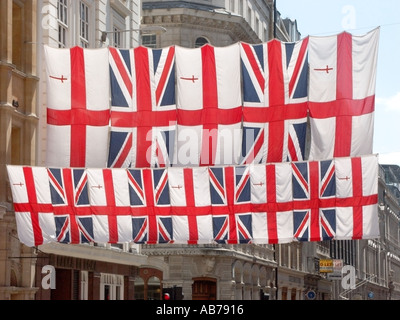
top-left (209, 166), bottom-right (253, 244)
top-left (175, 44), bottom-right (243, 166)
top-left (250, 163), bottom-right (293, 244)
top-left (6, 166), bottom-right (56, 247)
top-left (292, 159), bottom-right (337, 242)
top-left (86, 168), bottom-right (131, 243)
top-left (48, 167), bottom-right (94, 244)
top-left (168, 167), bottom-right (213, 244)
top-left (44, 46), bottom-right (110, 168)
top-left (308, 28), bottom-right (380, 160)
top-left (335, 154), bottom-right (379, 240)
top-left (108, 46), bottom-right (176, 168)
top-left (240, 38), bottom-right (309, 164)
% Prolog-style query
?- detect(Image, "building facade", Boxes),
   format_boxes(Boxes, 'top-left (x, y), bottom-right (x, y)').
top-left (0, 0), bottom-right (166, 301)
top-left (1, 0), bottom-right (400, 300)
top-left (0, 0), bottom-right (40, 300)
top-left (138, 0), bottom-right (305, 300)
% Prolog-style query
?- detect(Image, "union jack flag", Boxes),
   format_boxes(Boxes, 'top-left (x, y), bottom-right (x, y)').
top-left (209, 166), bottom-right (252, 244)
top-left (240, 38), bottom-right (309, 164)
top-left (48, 168), bottom-right (94, 244)
top-left (108, 46), bottom-right (176, 168)
top-left (130, 168), bottom-right (173, 244)
top-left (292, 160), bottom-right (336, 241)
top-left (127, 168), bottom-right (148, 243)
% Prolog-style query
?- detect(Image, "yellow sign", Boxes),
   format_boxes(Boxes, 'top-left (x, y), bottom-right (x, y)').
top-left (319, 259), bottom-right (333, 273)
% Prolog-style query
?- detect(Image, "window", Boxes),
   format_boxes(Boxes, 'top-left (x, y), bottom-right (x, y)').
top-left (12, 2), bottom-right (23, 69)
top-left (113, 27), bottom-right (122, 48)
top-left (134, 276), bottom-right (145, 300)
top-left (255, 18), bottom-right (259, 36)
top-left (111, 9), bottom-right (126, 48)
top-left (147, 276), bottom-right (161, 300)
top-left (80, 1), bottom-right (89, 47)
top-left (247, 7), bottom-right (252, 28)
top-left (230, 0), bottom-right (235, 13)
top-left (58, 0), bottom-right (68, 48)
top-left (11, 127), bottom-right (22, 165)
top-left (100, 274), bottom-right (124, 300)
top-left (195, 37), bottom-right (208, 48)
top-left (80, 271), bottom-right (88, 300)
top-left (141, 34), bottom-right (156, 48)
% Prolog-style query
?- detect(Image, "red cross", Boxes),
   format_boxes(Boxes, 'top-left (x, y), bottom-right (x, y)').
top-left (292, 161), bottom-right (336, 241)
top-left (110, 46), bottom-right (176, 168)
top-left (141, 169), bottom-right (172, 244)
top-left (336, 158), bottom-right (378, 240)
top-left (47, 47), bottom-right (110, 167)
top-left (242, 39), bottom-right (309, 163)
top-left (89, 169), bottom-right (131, 243)
top-left (309, 32), bottom-right (375, 157)
top-left (251, 164), bottom-right (292, 244)
top-left (177, 45), bottom-right (242, 166)
top-left (170, 168), bottom-right (212, 244)
top-left (210, 166), bottom-right (252, 243)
top-left (48, 168), bottom-right (92, 244)
top-left (12, 167), bottom-right (53, 246)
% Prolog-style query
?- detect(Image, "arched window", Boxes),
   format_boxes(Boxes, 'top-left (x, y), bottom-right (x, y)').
top-left (134, 276), bottom-right (145, 300)
top-left (147, 276), bottom-right (161, 300)
top-left (195, 37), bottom-right (209, 48)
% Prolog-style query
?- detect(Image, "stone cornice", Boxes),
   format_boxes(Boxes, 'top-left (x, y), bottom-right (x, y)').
top-left (142, 244), bottom-right (277, 266)
top-left (143, 11), bottom-right (261, 44)
top-left (39, 242), bottom-right (149, 267)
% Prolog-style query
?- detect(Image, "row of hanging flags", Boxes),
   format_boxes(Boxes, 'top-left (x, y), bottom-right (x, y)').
top-left (7, 27), bottom-right (381, 246)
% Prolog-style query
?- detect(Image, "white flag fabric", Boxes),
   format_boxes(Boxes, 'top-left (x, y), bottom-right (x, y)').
top-left (308, 28), bottom-right (380, 160)
top-left (6, 166), bottom-right (56, 247)
top-left (44, 46), bottom-right (110, 168)
top-left (168, 167), bottom-right (213, 244)
top-left (250, 163), bottom-right (293, 243)
top-left (335, 154), bottom-right (379, 240)
top-left (7, 154), bottom-right (379, 246)
top-left (86, 168), bottom-right (132, 243)
top-left (175, 43), bottom-right (243, 166)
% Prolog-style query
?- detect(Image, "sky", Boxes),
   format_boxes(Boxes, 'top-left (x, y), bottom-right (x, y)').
top-left (277, 0), bottom-right (400, 166)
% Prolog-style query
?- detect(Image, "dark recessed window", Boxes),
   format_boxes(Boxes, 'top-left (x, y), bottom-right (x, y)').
top-left (195, 37), bottom-right (209, 48)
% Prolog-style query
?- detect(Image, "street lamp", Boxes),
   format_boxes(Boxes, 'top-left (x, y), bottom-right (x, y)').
top-left (100, 26), bottom-right (167, 44)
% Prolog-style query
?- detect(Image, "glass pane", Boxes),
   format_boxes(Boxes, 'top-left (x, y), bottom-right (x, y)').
top-left (134, 277), bottom-right (145, 300)
top-left (147, 276), bottom-right (161, 300)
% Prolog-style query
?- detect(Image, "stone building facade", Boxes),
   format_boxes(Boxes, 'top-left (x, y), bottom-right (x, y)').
top-left (0, 0), bottom-right (165, 300)
top-left (139, 0), bottom-right (305, 300)
top-left (1, 0), bottom-right (399, 301)
top-left (0, 0), bottom-right (39, 300)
